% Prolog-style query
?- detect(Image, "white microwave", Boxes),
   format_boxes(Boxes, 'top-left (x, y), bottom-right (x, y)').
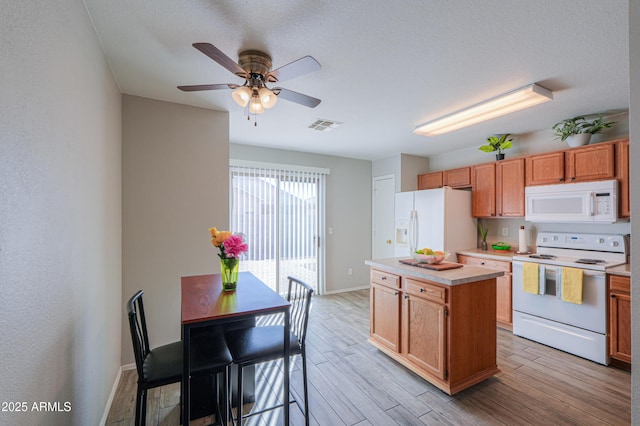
top-left (525, 180), bottom-right (618, 223)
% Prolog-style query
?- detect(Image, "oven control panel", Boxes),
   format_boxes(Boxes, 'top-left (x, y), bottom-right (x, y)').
top-left (536, 232), bottom-right (628, 254)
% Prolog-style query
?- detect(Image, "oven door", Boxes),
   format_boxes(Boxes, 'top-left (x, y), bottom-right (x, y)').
top-left (512, 261), bottom-right (607, 333)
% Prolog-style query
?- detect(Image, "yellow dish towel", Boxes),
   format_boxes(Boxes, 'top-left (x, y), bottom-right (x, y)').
top-left (562, 267), bottom-right (584, 304)
top-left (523, 262), bottom-right (539, 294)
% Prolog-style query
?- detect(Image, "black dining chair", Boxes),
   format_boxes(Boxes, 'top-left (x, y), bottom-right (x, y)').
top-left (127, 290), bottom-right (232, 426)
top-left (225, 276), bottom-right (314, 426)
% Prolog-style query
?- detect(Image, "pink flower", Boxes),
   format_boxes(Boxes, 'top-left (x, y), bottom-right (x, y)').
top-left (223, 234), bottom-right (248, 259)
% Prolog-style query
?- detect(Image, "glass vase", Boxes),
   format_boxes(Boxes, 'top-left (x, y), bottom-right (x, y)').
top-left (220, 257), bottom-right (239, 291)
top-left (481, 240), bottom-right (488, 250)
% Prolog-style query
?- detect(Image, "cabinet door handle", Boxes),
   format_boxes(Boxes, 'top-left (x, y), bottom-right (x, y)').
top-left (570, 177), bottom-right (575, 181)
top-left (610, 294), bottom-right (616, 299)
top-left (394, 291), bottom-right (398, 296)
top-left (420, 288), bottom-right (425, 293)
top-left (558, 178), bottom-right (563, 182)
top-left (404, 294), bottom-right (409, 299)
top-left (481, 261), bottom-right (486, 265)
top-left (381, 276), bottom-right (386, 280)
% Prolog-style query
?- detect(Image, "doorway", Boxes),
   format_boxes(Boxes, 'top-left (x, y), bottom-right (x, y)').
top-left (230, 163), bottom-right (327, 294)
top-left (372, 174), bottom-right (395, 259)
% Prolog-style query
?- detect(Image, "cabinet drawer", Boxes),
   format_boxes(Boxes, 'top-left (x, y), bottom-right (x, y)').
top-left (371, 269), bottom-right (400, 289)
top-left (406, 278), bottom-right (446, 304)
top-left (457, 254), bottom-right (512, 272)
top-left (609, 275), bottom-right (630, 294)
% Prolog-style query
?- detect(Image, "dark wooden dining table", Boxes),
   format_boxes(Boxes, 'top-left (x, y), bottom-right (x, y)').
top-left (181, 271), bottom-right (291, 425)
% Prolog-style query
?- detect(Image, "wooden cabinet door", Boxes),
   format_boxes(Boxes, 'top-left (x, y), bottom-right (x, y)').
top-left (617, 140), bottom-right (630, 217)
top-left (496, 274), bottom-right (512, 328)
top-left (402, 294), bottom-right (446, 380)
top-left (370, 283), bottom-right (401, 352)
top-left (525, 151), bottom-right (565, 186)
top-left (418, 172), bottom-right (443, 190)
top-left (443, 167), bottom-right (471, 188)
top-left (609, 275), bottom-right (631, 363)
top-left (566, 143), bottom-right (615, 183)
top-left (496, 158), bottom-right (525, 217)
top-left (472, 163), bottom-right (496, 217)
top-left (457, 254), bottom-right (512, 329)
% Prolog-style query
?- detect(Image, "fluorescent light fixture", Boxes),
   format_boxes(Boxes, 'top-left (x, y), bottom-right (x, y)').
top-left (413, 83), bottom-right (553, 136)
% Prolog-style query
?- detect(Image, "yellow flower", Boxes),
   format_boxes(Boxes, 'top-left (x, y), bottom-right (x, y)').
top-left (209, 227), bottom-right (231, 247)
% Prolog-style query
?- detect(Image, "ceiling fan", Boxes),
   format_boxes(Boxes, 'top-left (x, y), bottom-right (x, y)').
top-left (178, 43), bottom-right (321, 119)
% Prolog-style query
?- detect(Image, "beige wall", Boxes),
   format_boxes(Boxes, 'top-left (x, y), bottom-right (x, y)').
top-left (230, 144), bottom-right (372, 293)
top-left (0, 2), bottom-right (122, 424)
top-left (629, 1), bottom-right (640, 422)
top-left (122, 96), bottom-right (229, 364)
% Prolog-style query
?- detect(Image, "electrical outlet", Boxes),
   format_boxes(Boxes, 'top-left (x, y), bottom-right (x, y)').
top-left (348, 268), bottom-right (353, 275)
top-left (502, 228), bottom-right (509, 237)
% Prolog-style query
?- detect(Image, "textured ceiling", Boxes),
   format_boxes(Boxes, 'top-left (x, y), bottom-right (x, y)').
top-left (84, 0), bottom-right (629, 160)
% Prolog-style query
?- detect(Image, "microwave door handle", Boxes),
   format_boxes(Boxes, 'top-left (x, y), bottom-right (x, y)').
top-left (590, 192), bottom-right (595, 216)
top-left (538, 265), bottom-right (546, 295)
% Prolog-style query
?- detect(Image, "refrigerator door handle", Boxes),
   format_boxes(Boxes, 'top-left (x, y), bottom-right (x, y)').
top-left (409, 210), bottom-right (418, 252)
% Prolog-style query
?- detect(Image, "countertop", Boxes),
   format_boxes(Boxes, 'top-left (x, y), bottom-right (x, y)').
top-left (456, 248), bottom-right (525, 262)
top-left (365, 257), bottom-right (504, 286)
top-left (606, 263), bottom-right (631, 277)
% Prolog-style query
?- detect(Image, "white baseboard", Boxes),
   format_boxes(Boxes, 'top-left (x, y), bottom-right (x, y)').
top-left (122, 362), bottom-right (136, 371)
top-left (100, 365), bottom-right (123, 426)
top-left (323, 285), bottom-right (370, 295)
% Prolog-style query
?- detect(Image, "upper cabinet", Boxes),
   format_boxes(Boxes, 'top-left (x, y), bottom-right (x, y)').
top-left (417, 172), bottom-right (443, 190)
top-left (526, 142), bottom-right (616, 186)
top-left (421, 138), bottom-right (629, 219)
top-left (443, 167), bottom-right (471, 188)
top-left (418, 167), bottom-right (471, 190)
top-left (472, 163), bottom-right (496, 217)
top-left (496, 158), bottom-right (526, 217)
top-left (616, 140), bottom-right (630, 218)
top-left (472, 158), bottom-right (525, 218)
top-left (525, 152), bottom-right (564, 186)
top-left (566, 143), bottom-right (615, 183)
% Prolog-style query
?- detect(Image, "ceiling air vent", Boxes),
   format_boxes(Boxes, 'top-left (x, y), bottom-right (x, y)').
top-left (308, 119), bottom-right (342, 132)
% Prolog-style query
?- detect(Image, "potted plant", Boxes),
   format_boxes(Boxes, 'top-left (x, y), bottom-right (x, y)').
top-left (552, 115), bottom-right (615, 147)
top-left (477, 222), bottom-right (489, 250)
top-left (478, 134), bottom-right (513, 160)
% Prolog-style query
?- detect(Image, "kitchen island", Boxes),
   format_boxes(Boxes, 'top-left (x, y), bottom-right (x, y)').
top-left (365, 258), bottom-right (504, 395)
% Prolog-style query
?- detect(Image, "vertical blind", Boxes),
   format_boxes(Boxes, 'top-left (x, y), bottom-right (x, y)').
top-left (230, 162), bottom-right (328, 294)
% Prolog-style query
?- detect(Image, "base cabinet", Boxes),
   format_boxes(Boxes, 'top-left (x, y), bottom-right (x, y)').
top-left (609, 275), bottom-right (631, 364)
top-left (369, 268), bottom-right (499, 395)
top-left (457, 254), bottom-right (512, 329)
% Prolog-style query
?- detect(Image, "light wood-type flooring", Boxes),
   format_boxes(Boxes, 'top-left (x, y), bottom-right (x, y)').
top-left (107, 289), bottom-right (630, 425)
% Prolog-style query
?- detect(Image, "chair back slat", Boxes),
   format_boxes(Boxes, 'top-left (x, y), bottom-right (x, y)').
top-left (127, 290), bottom-right (151, 380)
top-left (286, 277), bottom-right (314, 346)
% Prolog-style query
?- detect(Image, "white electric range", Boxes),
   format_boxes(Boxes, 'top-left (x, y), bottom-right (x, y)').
top-left (512, 232), bottom-right (629, 365)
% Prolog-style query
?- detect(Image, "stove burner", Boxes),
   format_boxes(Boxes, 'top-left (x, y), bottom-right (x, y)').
top-left (529, 254), bottom-right (557, 260)
top-left (575, 258), bottom-right (606, 265)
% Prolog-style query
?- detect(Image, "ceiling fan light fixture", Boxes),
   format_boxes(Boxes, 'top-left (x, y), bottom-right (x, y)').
top-left (413, 83), bottom-right (553, 136)
top-left (258, 87), bottom-right (278, 108)
top-left (232, 86), bottom-right (252, 107)
top-left (248, 97), bottom-right (265, 115)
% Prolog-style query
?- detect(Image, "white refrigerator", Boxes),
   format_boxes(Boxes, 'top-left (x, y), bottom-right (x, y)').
top-left (394, 187), bottom-right (477, 261)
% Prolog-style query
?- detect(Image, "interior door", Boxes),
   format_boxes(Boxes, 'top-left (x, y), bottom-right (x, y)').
top-left (373, 175), bottom-right (395, 259)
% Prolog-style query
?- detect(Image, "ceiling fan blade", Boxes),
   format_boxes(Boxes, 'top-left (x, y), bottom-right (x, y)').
top-left (177, 83), bottom-right (238, 92)
top-left (192, 43), bottom-right (247, 78)
top-left (274, 88), bottom-right (321, 108)
top-left (268, 56), bottom-right (320, 83)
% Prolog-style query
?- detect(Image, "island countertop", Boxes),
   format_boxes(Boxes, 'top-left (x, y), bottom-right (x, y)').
top-left (365, 257), bottom-right (504, 286)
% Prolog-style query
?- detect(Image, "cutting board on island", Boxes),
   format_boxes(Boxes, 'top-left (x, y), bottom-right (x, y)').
top-left (399, 259), bottom-right (464, 271)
